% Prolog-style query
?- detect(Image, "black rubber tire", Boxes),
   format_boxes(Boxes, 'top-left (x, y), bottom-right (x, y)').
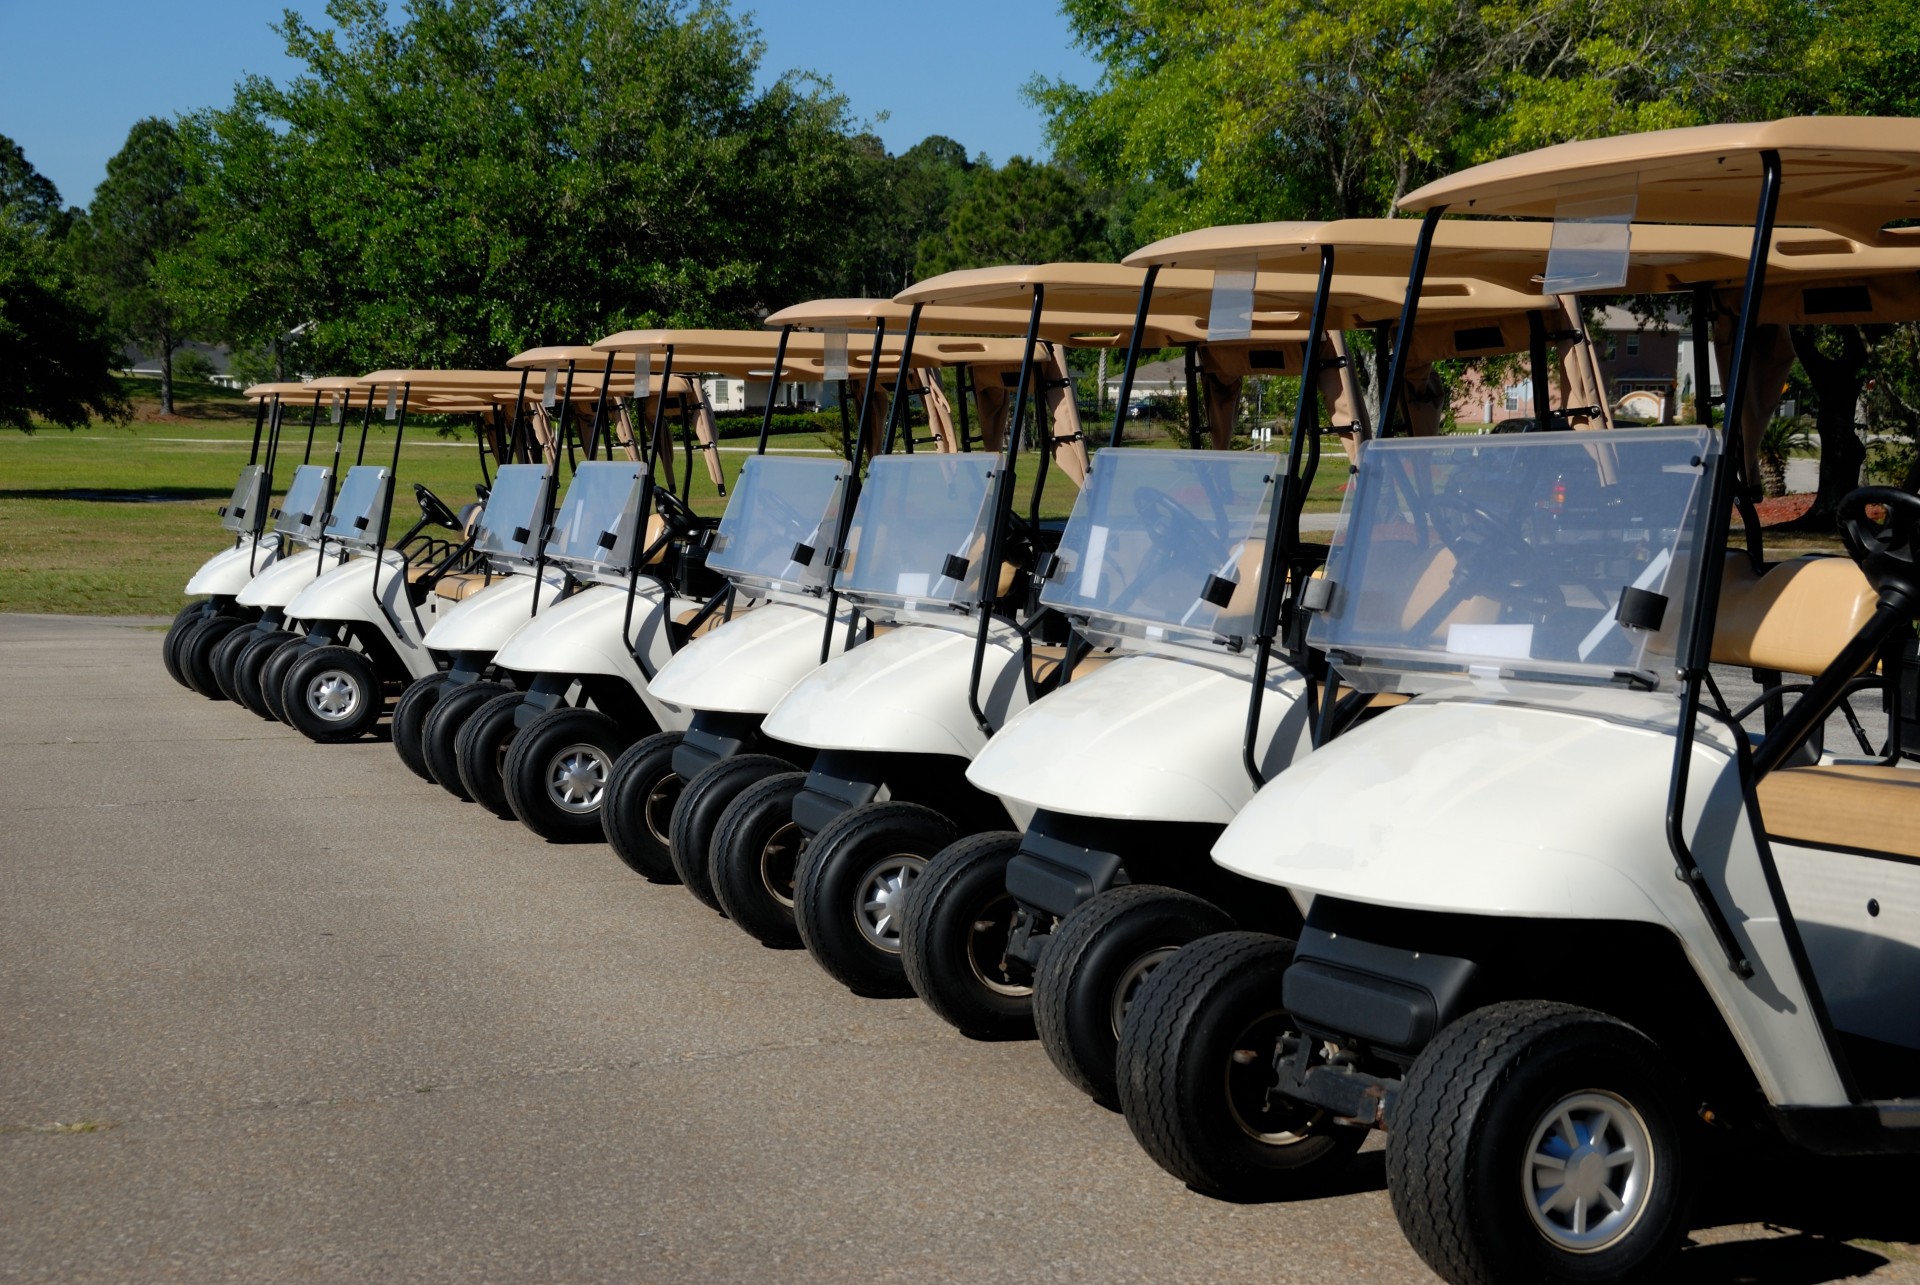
top-left (391, 672), bottom-right (450, 781)
top-left (162, 601), bottom-right (211, 687)
top-left (1387, 1001), bottom-right (1693, 1285)
top-left (1034, 884), bottom-right (1235, 1109)
top-left (209, 623), bottom-right (258, 703)
top-left (1116, 930), bottom-right (1366, 1200)
top-left (601, 732), bottom-right (687, 881)
top-left (279, 644), bottom-right (384, 743)
top-left (232, 630), bottom-right (299, 720)
top-left (455, 690), bottom-right (529, 818)
top-left (259, 634), bottom-right (309, 724)
top-left (180, 614), bottom-right (248, 699)
top-left (422, 680), bottom-right (511, 800)
top-left (503, 705), bottom-right (633, 841)
top-left (793, 801), bottom-right (959, 998)
top-left (899, 831), bottom-right (1033, 1039)
top-left (668, 754), bottom-right (797, 913)
top-left (711, 772), bottom-right (811, 947)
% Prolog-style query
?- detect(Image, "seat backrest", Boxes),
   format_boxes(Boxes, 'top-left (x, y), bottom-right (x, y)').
top-left (1396, 543), bottom-right (1501, 634)
top-left (1712, 554), bottom-right (1876, 676)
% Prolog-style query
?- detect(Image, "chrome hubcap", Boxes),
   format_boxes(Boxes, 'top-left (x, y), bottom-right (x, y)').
top-left (546, 743), bottom-right (611, 814)
top-left (307, 670), bottom-right (360, 722)
top-left (1109, 946), bottom-right (1178, 1039)
top-left (760, 822), bottom-right (803, 909)
top-left (643, 773), bottom-right (682, 845)
top-left (966, 893), bottom-right (1031, 998)
top-left (1523, 1090), bottom-right (1653, 1252)
top-left (854, 854), bottom-right (925, 952)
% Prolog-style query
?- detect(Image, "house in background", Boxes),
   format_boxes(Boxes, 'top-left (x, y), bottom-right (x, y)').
top-left (1449, 306), bottom-right (1694, 425)
top-left (703, 374), bottom-right (836, 414)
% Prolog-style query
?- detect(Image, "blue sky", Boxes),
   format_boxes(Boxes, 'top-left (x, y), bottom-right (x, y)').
top-left (0, 0), bottom-right (1106, 210)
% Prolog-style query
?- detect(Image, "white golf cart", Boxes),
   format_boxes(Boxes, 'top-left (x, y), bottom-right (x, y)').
top-left (447, 342), bottom-right (733, 839)
top-left (271, 370), bottom-right (568, 743)
top-left (597, 309), bottom-right (1021, 894)
top-left (391, 349), bottom-right (656, 783)
top-left (164, 381), bottom-right (306, 692)
top-left (699, 264), bottom-right (1304, 995)
top-left (907, 216), bottom-right (1833, 1105)
top-left (1114, 118), bottom-right (1920, 1285)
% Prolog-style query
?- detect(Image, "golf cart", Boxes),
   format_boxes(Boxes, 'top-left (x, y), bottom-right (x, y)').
top-left (897, 236), bottom-right (1587, 1107)
top-left (163, 381), bottom-right (308, 692)
top-left (697, 264), bottom-right (1312, 995)
top-left (391, 348), bottom-right (658, 783)
top-left (596, 309), bottom-right (1021, 891)
top-left (206, 377), bottom-right (381, 718)
top-left (1112, 118), bottom-right (1920, 1285)
top-left (446, 341), bottom-right (733, 840)
top-left (271, 370), bottom-right (578, 743)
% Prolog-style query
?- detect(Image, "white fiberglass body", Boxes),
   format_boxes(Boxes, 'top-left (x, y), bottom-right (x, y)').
top-left (185, 535), bottom-right (280, 597)
top-left (236, 544), bottom-right (340, 609)
top-left (647, 455), bottom-right (855, 716)
top-left (757, 452), bottom-right (1038, 765)
top-left (968, 448), bottom-right (1310, 824)
top-left (283, 548), bottom-right (441, 681)
top-left (490, 578), bottom-right (689, 728)
top-left (970, 653), bottom-right (1311, 823)
top-left (419, 572), bottom-right (557, 653)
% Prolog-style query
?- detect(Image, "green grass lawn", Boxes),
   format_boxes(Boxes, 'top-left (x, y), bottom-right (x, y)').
top-left (1, 373), bottom-right (1359, 616)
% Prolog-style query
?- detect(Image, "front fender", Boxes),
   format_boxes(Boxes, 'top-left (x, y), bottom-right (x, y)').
top-left (185, 536), bottom-right (278, 596)
top-left (1216, 692), bottom-right (1849, 1109)
top-left (759, 621), bottom-right (1030, 759)
top-left (647, 597), bottom-right (850, 715)
top-left (967, 654), bottom-right (1312, 824)
top-left (491, 580), bottom-right (689, 730)
top-left (235, 545), bottom-right (338, 608)
top-left (421, 573), bottom-right (559, 654)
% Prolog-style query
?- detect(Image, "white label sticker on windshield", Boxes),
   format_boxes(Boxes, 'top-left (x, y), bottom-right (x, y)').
top-left (896, 572), bottom-right (930, 598)
top-left (1079, 524), bottom-right (1109, 597)
top-left (1447, 623), bottom-right (1534, 660)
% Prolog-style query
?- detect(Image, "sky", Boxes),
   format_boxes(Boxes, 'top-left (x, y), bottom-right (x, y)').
top-left (0, 0), bottom-right (1106, 210)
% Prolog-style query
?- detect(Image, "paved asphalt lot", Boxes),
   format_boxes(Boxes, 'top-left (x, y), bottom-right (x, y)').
top-left (3, 613), bottom-right (1917, 1283)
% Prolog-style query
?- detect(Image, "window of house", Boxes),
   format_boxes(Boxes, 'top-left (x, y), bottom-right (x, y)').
top-left (1504, 385), bottom-right (1523, 412)
top-left (715, 379), bottom-right (730, 401)
top-left (1626, 335), bottom-right (1640, 357)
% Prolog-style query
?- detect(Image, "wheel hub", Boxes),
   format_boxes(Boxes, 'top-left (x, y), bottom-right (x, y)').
top-left (546, 743), bottom-right (611, 813)
top-left (1523, 1089), bottom-right (1653, 1252)
top-left (854, 855), bottom-right (924, 952)
top-left (760, 822), bottom-right (803, 909)
top-left (1109, 946), bottom-right (1178, 1039)
top-left (965, 893), bottom-right (1031, 997)
top-left (643, 774), bottom-right (682, 845)
top-left (307, 670), bottom-right (360, 721)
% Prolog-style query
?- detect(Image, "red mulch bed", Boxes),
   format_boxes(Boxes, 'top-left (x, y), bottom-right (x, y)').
top-left (1753, 493), bottom-right (1814, 526)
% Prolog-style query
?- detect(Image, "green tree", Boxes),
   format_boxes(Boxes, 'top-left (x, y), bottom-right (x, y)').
top-left (0, 137), bottom-right (129, 431)
top-left (837, 134), bottom-right (976, 296)
top-left (1030, 0), bottom-right (1799, 238)
top-left (913, 156), bottom-right (1105, 277)
top-left (70, 118), bottom-right (201, 415)
top-left (180, 0), bottom-right (867, 374)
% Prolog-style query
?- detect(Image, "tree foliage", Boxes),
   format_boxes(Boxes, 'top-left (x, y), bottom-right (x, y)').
top-left (0, 136), bottom-right (128, 432)
top-left (178, 0), bottom-right (868, 374)
top-left (68, 118), bottom-right (200, 414)
top-left (914, 156), bottom-right (1106, 277)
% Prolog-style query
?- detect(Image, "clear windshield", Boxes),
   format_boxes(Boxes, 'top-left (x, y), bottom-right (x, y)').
top-left (471, 463), bottom-right (554, 566)
top-left (838, 454), bottom-right (998, 618)
top-left (544, 460), bottom-right (645, 572)
top-left (1309, 427), bottom-right (1713, 693)
top-left (707, 455), bottom-right (849, 596)
top-left (323, 465), bottom-right (394, 548)
top-left (274, 465), bottom-right (332, 541)
top-left (220, 465), bottom-right (267, 534)
top-left (1043, 450), bottom-right (1278, 652)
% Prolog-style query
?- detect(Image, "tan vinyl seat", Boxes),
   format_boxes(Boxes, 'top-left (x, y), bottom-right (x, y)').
top-left (431, 572), bottom-right (492, 602)
top-left (1711, 554), bottom-right (1877, 675)
top-left (1397, 544), bottom-right (1502, 634)
top-left (1756, 764), bottom-right (1920, 860)
top-left (1029, 644), bottom-right (1119, 686)
top-left (674, 605), bottom-right (729, 640)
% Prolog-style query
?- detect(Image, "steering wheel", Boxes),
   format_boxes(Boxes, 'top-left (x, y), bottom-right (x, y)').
top-left (1133, 486), bottom-right (1218, 551)
top-left (413, 483), bottom-right (461, 531)
top-left (652, 486), bottom-right (698, 534)
top-left (1839, 486), bottom-right (1920, 601)
top-left (1426, 495), bottom-right (1549, 592)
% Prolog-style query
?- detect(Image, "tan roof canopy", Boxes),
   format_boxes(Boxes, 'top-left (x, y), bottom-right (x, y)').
top-left (1399, 117), bottom-right (1920, 240)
